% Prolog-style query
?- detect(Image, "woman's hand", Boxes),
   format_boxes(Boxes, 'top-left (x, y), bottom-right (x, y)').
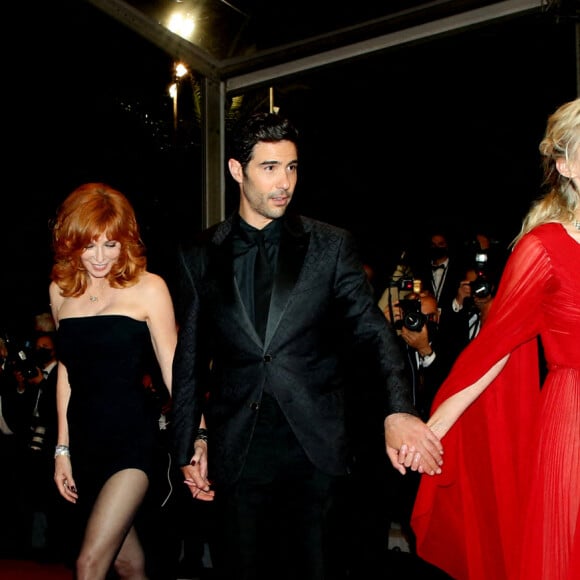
top-left (54, 455), bottom-right (78, 503)
top-left (181, 439), bottom-right (215, 501)
top-left (385, 412), bottom-right (443, 476)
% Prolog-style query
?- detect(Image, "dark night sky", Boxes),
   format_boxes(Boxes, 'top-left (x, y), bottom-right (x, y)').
top-left (2, 1), bottom-right (578, 333)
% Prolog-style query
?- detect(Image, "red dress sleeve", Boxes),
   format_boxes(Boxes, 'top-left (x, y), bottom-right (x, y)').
top-left (411, 232), bottom-right (553, 580)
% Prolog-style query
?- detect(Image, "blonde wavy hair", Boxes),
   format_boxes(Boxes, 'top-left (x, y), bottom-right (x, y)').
top-left (511, 98), bottom-right (580, 247)
top-left (51, 183), bottom-right (147, 297)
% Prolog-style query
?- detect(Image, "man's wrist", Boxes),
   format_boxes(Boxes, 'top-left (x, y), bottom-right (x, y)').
top-left (419, 349), bottom-right (436, 367)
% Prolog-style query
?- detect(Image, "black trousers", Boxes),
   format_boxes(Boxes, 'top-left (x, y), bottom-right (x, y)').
top-left (210, 394), bottom-right (338, 580)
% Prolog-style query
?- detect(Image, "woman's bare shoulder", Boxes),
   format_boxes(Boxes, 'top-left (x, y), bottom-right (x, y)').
top-left (136, 271), bottom-right (171, 299)
top-left (138, 270), bottom-right (168, 288)
top-left (48, 282), bottom-right (65, 324)
top-left (49, 281), bottom-right (64, 310)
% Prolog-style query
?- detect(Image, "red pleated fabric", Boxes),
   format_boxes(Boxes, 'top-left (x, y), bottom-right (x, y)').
top-left (411, 223), bottom-right (580, 580)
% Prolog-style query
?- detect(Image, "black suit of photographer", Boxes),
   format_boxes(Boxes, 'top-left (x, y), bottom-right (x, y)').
top-left (398, 317), bottom-right (451, 423)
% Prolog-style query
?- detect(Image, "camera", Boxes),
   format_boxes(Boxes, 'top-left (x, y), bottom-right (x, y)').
top-left (396, 298), bottom-right (428, 332)
top-left (396, 278), bottom-right (414, 293)
top-left (469, 276), bottom-right (492, 299)
top-left (391, 277), bottom-right (422, 300)
top-left (2, 333), bottom-right (39, 379)
top-left (469, 252), bottom-right (492, 299)
top-left (386, 278), bottom-right (425, 333)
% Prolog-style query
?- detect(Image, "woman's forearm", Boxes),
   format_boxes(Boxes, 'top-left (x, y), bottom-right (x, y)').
top-left (428, 355), bottom-right (510, 439)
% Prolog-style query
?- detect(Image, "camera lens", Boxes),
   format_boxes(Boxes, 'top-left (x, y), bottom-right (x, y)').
top-left (398, 298), bottom-right (427, 331)
top-left (470, 277), bottom-right (492, 298)
top-left (403, 312), bottom-right (426, 332)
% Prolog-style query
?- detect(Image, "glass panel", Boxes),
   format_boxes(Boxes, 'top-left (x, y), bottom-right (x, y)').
top-left (123, 0), bottom-right (436, 60)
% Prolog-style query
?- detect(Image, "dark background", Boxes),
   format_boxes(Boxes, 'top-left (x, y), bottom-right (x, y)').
top-left (1, 1), bottom-right (578, 332)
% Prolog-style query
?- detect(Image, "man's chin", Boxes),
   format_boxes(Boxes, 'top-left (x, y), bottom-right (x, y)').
top-left (266, 206), bottom-right (289, 219)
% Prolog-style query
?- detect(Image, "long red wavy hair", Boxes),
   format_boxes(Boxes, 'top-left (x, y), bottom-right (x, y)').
top-left (51, 183), bottom-right (147, 297)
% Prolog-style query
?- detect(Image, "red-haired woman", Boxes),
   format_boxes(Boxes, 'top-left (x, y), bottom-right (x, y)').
top-left (49, 183), bottom-right (213, 580)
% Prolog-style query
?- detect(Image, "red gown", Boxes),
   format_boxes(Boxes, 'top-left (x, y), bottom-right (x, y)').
top-left (411, 223), bottom-right (580, 580)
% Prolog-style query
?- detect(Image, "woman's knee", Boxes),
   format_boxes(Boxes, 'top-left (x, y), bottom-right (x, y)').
top-left (76, 549), bottom-right (108, 579)
top-left (114, 552), bottom-right (147, 579)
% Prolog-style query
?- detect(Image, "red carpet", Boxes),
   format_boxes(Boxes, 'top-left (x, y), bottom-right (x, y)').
top-left (0, 560), bottom-right (73, 579)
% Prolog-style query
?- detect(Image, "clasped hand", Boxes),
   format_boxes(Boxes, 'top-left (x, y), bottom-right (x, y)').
top-left (384, 412), bottom-right (444, 476)
top-left (181, 439), bottom-right (215, 501)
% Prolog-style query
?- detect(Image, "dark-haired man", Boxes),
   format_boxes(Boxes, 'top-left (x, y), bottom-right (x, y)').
top-left (171, 112), bottom-right (443, 579)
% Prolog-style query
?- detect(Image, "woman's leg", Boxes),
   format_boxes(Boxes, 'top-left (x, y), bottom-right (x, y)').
top-left (113, 525), bottom-right (148, 580)
top-left (76, 468), bottom-right (149, 580)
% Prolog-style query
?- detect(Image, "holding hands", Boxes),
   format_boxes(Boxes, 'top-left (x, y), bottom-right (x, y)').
top-left (181, 437), bottom-right (215, 501)
top-left (384, 412), bottom-right (444, 476)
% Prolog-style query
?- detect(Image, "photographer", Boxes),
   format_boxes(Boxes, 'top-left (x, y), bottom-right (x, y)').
top-left (2, 330), bottom-right (63, 560)
top-left (391, 291), bottom-right (454, 422)
top-left (0, 331), bottom-right (41, 558)
top-left (26, 331), bottom-right (66, 562)
top-left (447, 254), bottom-right (499, 359)
top-left (406, 228), bottom-right (466, 323)
top-left (25, 332), bottom-right (58, 454)
top-left (5, 331), bottom-right (60, 461)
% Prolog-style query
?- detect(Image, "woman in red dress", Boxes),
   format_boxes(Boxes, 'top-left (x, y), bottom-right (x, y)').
top-left (410, 98), bottom-right (580, 580)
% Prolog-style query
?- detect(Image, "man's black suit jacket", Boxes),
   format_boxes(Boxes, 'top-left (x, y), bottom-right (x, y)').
top-left (171, 213), bottom-right (418, 488)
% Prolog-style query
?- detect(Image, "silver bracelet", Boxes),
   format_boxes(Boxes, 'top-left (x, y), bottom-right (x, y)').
top-left (54, 444), bottom-right (71, 458)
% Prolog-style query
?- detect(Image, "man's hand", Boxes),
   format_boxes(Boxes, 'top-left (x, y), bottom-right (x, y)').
top-left (400, 324), bottom-right (430, 354)
top-left (180, 440), bottom-right (215, 501)
top-left (384, 412), bottom-right (443, 476)
top-left (455, 280), bottom-right (472, 307)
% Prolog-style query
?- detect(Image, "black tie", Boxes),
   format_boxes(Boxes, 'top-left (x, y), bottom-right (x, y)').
top-left (432, 264), bottom-right (445, 271)
top-left (253, 230), bottom-right (273, 340)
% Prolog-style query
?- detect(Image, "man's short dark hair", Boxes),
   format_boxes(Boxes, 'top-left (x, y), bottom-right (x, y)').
top-left (228, 112), bottom-right (299, 170)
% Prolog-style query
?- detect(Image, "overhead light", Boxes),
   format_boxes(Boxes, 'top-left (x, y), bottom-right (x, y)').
top-left (167, 12), bottom-right (195, 40)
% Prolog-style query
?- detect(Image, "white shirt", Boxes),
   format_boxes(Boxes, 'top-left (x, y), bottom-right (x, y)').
top-left (431, 259), bottom-right (449, 301)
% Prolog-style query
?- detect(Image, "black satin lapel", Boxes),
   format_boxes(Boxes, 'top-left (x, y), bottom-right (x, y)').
top-left (207, 220), bottom-right (239, 304)
top-left (233, 277), bottom-right (262, 345)
top-left (209, 234), bottom-right (264, 344)
top-left (265, 219), bottom-right (310, 344)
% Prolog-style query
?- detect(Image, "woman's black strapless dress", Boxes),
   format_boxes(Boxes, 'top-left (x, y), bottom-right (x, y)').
top-left (57, 315), bottom-right (159, 505)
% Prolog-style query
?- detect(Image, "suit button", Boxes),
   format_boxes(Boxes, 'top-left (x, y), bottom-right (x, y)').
top-left (263, 354), bottom-right (272, 362)
top-left (250, 402), bottom-right (260, 411)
